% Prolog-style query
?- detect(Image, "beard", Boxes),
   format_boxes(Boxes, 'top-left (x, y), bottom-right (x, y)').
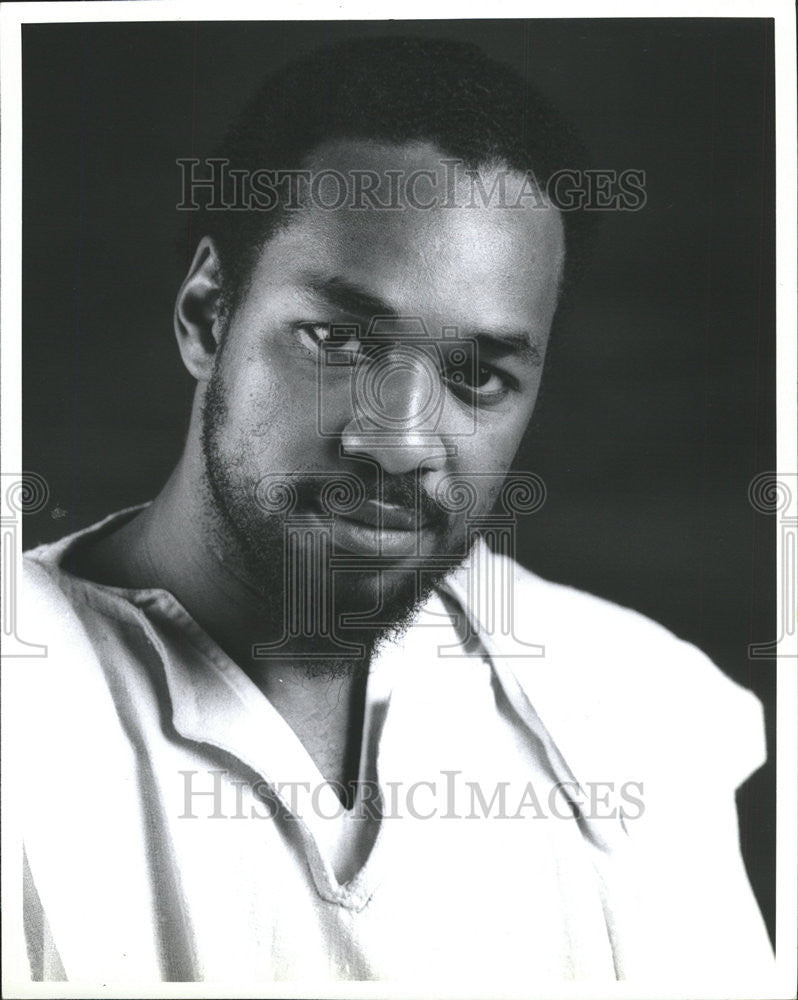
top-left (200, 355), bottom-right (472, 677)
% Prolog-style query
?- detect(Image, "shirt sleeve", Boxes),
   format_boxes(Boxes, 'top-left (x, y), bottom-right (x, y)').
top-left (619, 641), bottom-right (777, 988)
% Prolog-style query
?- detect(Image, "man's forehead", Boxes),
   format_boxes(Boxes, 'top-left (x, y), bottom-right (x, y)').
top-left (299, 137), bottom-right (563, 233)
top-left (260, 138), bottom-right (565, 336)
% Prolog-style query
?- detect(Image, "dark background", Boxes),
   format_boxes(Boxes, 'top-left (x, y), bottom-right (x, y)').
top-left (22, 18), bottom-right (776, 943)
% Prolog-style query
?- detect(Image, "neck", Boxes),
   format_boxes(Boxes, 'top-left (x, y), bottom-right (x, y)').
top-left (69, 425), bottom-right (374, 794)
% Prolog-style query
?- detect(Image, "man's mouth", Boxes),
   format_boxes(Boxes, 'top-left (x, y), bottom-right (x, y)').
top-left (306, 497), bottom-right (440, 557)
top-left (344, 499), bottom-right (428, 531)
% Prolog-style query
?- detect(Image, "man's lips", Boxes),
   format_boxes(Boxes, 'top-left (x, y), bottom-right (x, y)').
top-left (305, 498), bottom-right (438, 556)
top-left (342, 499), bottom-right (429, 531)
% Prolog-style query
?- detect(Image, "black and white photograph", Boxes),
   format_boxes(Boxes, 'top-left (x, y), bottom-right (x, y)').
top-left (1, 3), bottom-right (795, 997)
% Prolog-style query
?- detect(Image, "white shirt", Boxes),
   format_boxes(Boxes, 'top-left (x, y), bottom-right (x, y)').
top-left (9, 509), bottom-right (776, 992)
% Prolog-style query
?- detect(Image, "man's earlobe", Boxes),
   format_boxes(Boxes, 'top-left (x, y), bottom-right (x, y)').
top-left (174, 236), bottom-right (226, 381)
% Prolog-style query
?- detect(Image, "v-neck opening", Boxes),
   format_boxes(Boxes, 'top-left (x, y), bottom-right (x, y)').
top-left (126, 580), bottom-right (420, 910)
top-left (156, 599), bottom-right (395, 908)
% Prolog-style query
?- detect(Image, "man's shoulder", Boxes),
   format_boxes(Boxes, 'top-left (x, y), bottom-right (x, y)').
top-left (461, 543), bottom-right (703, 654)
top-left (509, 554), bottom-right (677, 642)
top-left (21, 507), bottom-right (146, 619)
top-left (19, 527), bottom-right (149, 692)
top-left (22, 542), bottom-right (87, 624)
top-left (476, 548), bottom-right (766, 790)
top-left (502, 548), bottom-right (736, 674)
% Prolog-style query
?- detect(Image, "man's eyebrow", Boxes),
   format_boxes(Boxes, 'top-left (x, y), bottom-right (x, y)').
top-left (301, 273), bottom-right (543, 365)
top-left (471, 329), bottom-right (543, 367)
top-left (302, 275), bottom-right (396, 320)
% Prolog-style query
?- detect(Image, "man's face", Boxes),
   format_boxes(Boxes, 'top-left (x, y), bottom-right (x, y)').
top-left (200, 141), bottom-right (564, 649)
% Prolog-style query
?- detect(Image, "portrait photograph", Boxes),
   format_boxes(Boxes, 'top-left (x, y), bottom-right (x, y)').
top-left (1, 2), bottom-right (795, 998)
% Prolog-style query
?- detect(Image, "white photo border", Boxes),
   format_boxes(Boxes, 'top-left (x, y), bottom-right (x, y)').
top-left (2, 3), bottom-right (795, 999)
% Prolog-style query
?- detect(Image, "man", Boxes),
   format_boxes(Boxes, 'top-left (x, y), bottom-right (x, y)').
top-left (16, 35), bottom-right (773, 988)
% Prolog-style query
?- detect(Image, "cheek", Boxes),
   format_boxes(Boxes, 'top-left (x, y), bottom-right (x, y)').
top-left (467, 408), bottom-right (534, 466)
top-left (219, 340), bottom-right (312, 451)
top-left (450, 423), bottom-right (529, 509)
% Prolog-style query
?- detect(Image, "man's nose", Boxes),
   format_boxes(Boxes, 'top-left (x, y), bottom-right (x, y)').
top-left (340, 348), bottom-right (448, 475)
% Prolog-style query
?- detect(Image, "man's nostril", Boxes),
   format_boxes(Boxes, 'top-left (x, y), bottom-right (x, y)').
top-left (340, 424), bottom-right (449, 477)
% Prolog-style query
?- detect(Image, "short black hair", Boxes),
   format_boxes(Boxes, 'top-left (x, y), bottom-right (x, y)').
top-left (190, 34), bottom-right (593, 318)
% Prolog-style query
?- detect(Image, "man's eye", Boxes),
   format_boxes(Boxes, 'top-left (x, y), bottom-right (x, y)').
top-left (445, 361), bottom-right (509, 401)
top-left (296, 323), bottom-right (360, 355)
top-left (296, 322), bottom-right (332, 347)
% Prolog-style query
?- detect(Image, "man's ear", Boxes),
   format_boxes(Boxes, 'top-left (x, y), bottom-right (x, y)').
top-left (174, 236), bottom-right (227, 381)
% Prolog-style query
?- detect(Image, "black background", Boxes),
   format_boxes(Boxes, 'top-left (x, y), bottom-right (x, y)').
top-left (22, 18), bottom-right (776, 943)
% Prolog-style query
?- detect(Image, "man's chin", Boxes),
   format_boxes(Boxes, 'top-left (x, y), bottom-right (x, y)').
top-left (331, 563), bottom-right (435, 620)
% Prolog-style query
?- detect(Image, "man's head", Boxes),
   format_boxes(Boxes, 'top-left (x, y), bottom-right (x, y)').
top-left (189, 34), bottom-right (587, 323)
top-left (173, 36), bottom-right (581, 667)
